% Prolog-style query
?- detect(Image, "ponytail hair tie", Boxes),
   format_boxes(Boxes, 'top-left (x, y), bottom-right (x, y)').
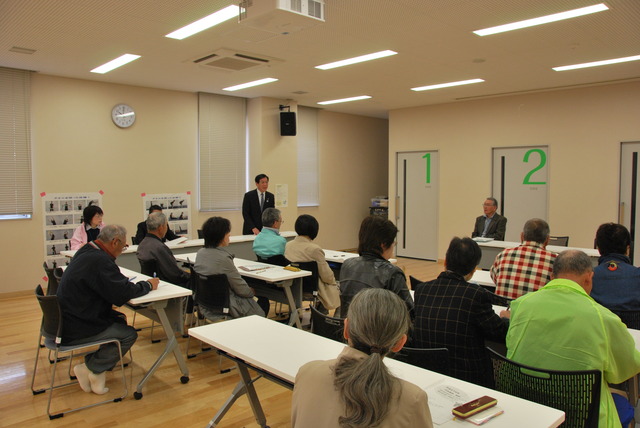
top-left (369, 346), bottom-right (385, 355)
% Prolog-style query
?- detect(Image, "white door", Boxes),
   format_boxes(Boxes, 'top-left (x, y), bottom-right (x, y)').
top-left (492, 147), bottom-right (549, 242)
top-left (619, 142), bottom-right (640, 264)
top-left (396, 151), bottom-right (438, 260)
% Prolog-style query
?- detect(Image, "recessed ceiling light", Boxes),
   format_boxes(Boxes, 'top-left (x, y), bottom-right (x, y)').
top-left (223, 78), bottom-right (278, 91)
top-left (473, 3), bottom-right (609, 36)
top-left (553, 54), bottom-right (640, 71)
top-left (315, 50), bottom-right (397, 70)
top-left (411, 79), bottom-right (484, 91)
top-left (317, 96), bottom-right (372, 105)
top-left (91, 54), bottom-right (141, 74)
top-left (166, 5), bottom-right (239, 40)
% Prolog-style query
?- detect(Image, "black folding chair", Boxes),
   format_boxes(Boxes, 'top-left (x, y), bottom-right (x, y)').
top-left (393, 347), bottom-right (450, 376)
top-left (290, 261), bottom-right (319, 306)
top-left (186, 272), bottom-right (233, 372)
top-left (30, 285), bottom-right (127, 419)
top-left (488, 347), bottom-right (600, 428)
top-left (310, 305), bottom-right (345, 343)
top-left (548, 236), bottom-right (570, 247)
top-left (42, 261), bottom-right (63, 296)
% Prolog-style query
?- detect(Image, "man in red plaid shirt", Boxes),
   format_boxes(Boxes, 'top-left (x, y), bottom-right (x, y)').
top-left (490, 218), bottom-right (557, 299)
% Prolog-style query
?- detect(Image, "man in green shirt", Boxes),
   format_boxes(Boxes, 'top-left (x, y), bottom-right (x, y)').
top-left (507, 250), bottom-right (640, 428)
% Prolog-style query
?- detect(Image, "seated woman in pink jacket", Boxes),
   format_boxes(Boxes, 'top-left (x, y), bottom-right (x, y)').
top-left (70, 205), bottom-right (105, 250)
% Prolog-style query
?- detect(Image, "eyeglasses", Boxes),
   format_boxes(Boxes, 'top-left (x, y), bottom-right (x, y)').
top-left (115, 239), bottom-right (129, 250)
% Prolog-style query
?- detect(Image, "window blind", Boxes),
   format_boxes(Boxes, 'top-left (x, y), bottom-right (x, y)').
top-left (297, 106), bottom-right (319, 206)
top-left (0, 67), bottom-right (32, 219)
top-left (198, 92), bottom-right (247, 211)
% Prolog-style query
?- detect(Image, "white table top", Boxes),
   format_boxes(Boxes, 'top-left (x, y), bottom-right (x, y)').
top-left (476, 240), bottom-right (600, 257)
top-left (60, 265), bottom-right (191, 305)
top-left (469, 270), bottom-right (495, 287)
top-left (323, 249), bottom-right (397, 264)
top-left (59, 231), bottom-right (298, 259)
top-left (189, 316), bottom-right (564, 428)
top-left (174, 253), bottom-right (311, 283)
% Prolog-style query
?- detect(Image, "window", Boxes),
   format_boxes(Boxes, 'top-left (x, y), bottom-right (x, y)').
top-left (0, 67), bottom-right (32, 219)
top-left (198, 92), bottom-right (247, 211)
top-left (297, 106), bottom-right (319, 206)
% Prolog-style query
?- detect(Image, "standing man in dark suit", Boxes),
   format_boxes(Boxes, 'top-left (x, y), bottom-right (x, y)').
top-left (242, 174), bottom-right (275, 235)
top-left (472, 197), bottom-right (507, 241)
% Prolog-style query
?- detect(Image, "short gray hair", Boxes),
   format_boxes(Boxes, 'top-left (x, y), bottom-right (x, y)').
top-left (261, 207), bottom-right (281, 228)
top-left (522, 218), bottom-right (550, 243)
top-left (553, 250), bottom-right (593, 277)
top-left (146, 212), bottom-right (167, 231)
top-left (97, 224), bottom-right (127, 242)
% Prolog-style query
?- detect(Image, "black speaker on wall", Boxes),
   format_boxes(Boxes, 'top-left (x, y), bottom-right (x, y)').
top-left (280, 112), bottom-right (297, 136)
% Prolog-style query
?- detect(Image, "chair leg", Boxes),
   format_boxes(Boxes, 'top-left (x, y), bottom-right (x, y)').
top-left (31, 334), bottom-right (45, 394)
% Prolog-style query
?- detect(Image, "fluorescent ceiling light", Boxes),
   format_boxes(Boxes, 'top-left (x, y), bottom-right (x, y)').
top-left (315, 50), bottom-right (397, 70)
top-left (317, 96), bottom-right (372, 105)
top-left (166, 5), bottom-right (239, 40)
top-left (553, 54), bottom-right (640, 71)
top-left (91, 54), bottom-right (141, 74)
top-left (411, 79), bottom-right (485, 91)
top-left (473, 3), bottom-right (609, 36)
top-left (223, 78), bottom-right (278, 91)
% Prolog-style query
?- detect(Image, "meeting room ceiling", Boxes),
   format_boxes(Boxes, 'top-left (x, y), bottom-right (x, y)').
top-left (1, 0), bottom-right (639, 118)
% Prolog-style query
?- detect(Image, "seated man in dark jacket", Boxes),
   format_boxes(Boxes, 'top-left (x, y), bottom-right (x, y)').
top-left (57, 224), bottom-right (159, 395)
top-left (135, 204), bottom-right (179, 244)
top-left (339, 216), bottom-right (413, 318)
top-left (137, 212), bottom-right (190, 288)
top-left (412, 237), bottom-right (510, 388)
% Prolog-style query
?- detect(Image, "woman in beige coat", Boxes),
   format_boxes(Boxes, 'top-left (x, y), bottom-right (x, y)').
top-left (291, 288), bottom-right (433, 428)
top-left (284, 214), bottom-right (340, 311)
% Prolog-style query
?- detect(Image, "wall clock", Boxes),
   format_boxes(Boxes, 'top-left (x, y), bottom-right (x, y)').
top-left (111, 103), bottom-right (136, 128)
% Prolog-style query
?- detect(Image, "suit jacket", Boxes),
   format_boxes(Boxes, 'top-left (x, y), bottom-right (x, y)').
top-left (412, 270), bottom-right (509, 387)
top-left (472, 213), bottom-right (507, 240)
top-left (241, 189), bottom-right (275, 235)
top-left (135, 220), bottom-right (178, 244)
top-left (292, 346), bottom-right (433, 428)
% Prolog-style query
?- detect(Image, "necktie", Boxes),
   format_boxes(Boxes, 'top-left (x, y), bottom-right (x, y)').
top-left (260, 192), bottom-right (264, 210)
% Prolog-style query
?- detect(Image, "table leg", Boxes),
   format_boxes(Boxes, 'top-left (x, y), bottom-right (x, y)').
top-left (206, 363), bottom-right (268, 428)
top-left (282, 279), bottom-right (302, 329)
top-left (134, 303), bottom-right (190, 398)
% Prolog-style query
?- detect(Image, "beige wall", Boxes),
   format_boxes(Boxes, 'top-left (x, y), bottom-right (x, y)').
top-left (389, 81), bottom-right (640, 259)
top-left (301, 111), bottom-right (390, 250)
top-left (0, 74), bottom-right (389, 294)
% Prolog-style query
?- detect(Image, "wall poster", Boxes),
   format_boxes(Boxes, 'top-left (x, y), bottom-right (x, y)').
top-left (41, 191), bottom-right (103, 268)
top-left (141, 192), bottom-right (191, 238)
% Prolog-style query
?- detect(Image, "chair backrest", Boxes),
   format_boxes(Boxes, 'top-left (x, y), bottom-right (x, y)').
top-left (487, 348), bottom-right (601, 428)
top-left (290, 261), bottom-right (319, 296)
top-left (310, 305), bottom-right (345, 343)
top-left (257, 254), bottom-right (290, 267)
top-left (393, 347), bottom-right (450, 376)
top-left (43, 262), bottom-right (61, 296)
top-left (409, 275), bottom-right (422, 290)
top-left (197, 229), bottom-right (204, 239)
top-left (612, 309), bottom-right (640, 330)
top-left (194, 272), bottom-right (231, 316)
top-left (35, 284), bottom-right (63, 342)
top-left (131, 236), bottom-right (138, 245)
top-left (548, 236), bottom-right (569, 246)
top-left (138, 259), bottom-right (158, 278)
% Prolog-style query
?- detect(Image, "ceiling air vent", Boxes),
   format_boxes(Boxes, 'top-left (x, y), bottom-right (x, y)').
top-left (193, 49), bottom-right (270, 71)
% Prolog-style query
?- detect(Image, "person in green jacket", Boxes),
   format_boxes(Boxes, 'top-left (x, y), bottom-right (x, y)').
top-left (507, 249), bottom-right (640, 428)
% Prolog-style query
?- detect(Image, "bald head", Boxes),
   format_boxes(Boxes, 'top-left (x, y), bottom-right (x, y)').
top-left (552, 250), bottom-right (594, 294)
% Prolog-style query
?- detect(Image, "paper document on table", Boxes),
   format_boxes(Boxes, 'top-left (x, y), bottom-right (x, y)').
top-left (424, 381), bottom-right (470, 425)
top-left (165, 237), bottom-right (188, 247)
top-left (472, 237), bottom-right (494, 243)
top-left (239, 265), bottom-right (272, 272)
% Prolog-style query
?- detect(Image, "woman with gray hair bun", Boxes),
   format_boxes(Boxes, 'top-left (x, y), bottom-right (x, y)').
top-left (291, 288), bottom-right (433, 428)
